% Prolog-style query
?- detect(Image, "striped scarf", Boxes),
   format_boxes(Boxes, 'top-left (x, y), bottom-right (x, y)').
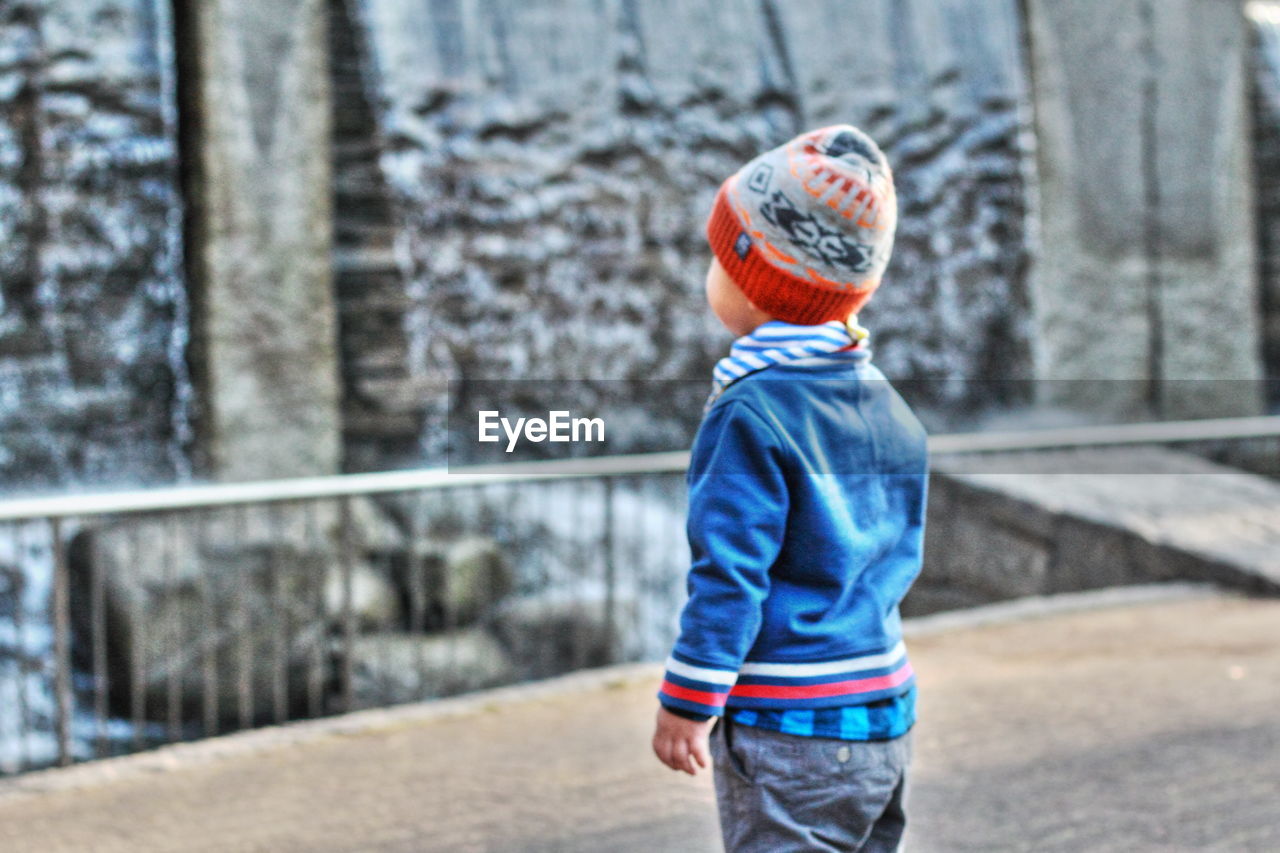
top-left (704, 317), bottom-right (870, 414)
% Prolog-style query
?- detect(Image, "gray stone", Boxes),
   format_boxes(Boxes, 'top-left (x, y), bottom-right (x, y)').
top-left (1046, 515), bottom-right (1138, 594)
top-left (436, 536), bottom-right (515, 625)
top-left (65, 497), bottom-right (408, 724)
top-left (486, 586), bottom-right (633, 679)
top-left (922, 470), bottom-right (1052, 600)
top-left (345, 628), bottom-right (516, 708)
top-left (68, 527), bottom-right (329, 725)
top-left (901, 581), bottom-right (999, 619)
top-left (179, 0), bottom-right (342, 480)
top-left (949, 512), bottom-right (1050, 598)
top-left (321, 563), bottom-right (402, 631)
top-left (1024, 0), bottom-right (1263, 420)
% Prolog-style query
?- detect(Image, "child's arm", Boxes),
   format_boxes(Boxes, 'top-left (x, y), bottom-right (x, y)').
top-left (652, 401), bottom-right (789, 771)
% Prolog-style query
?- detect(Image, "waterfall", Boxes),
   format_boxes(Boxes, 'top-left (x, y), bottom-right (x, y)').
top-left (0, 0), bottom-right (192, 493)
top-left (342, 0), bottom-right (1037, 465)
top-left (0, 0), bottom-right (191, 770)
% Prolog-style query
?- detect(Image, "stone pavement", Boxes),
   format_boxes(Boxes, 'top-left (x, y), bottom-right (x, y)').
top-left (0, 588), bottom-right (1276, 852)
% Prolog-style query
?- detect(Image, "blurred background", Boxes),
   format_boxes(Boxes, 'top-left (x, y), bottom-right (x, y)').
top-left (0, 0), bottom-right (1277, 825)
top-left (0, 0), bottom-right (1276, 494)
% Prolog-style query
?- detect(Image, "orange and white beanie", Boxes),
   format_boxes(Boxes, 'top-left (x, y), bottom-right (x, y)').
top-left (705, 124), bottom-right (898, 325)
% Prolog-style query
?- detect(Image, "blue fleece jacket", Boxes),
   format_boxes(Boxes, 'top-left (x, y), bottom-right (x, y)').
top-left (657, 346), bottom-right (928, 718)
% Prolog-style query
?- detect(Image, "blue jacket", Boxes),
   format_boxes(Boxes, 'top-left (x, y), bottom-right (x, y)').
top-left (657, 346), bottom-right (928, 717)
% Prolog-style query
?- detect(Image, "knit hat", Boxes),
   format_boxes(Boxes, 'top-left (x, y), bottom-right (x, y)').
top-left (705, 125), bottom-right (898, 325)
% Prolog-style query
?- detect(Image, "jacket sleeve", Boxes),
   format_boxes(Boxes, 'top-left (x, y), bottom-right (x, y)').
top-left (656, 400), bottom-right (790, 718)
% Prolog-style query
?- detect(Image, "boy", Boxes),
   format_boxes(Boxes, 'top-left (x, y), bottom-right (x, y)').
top-left (651, 125), bottom-right (928, 853)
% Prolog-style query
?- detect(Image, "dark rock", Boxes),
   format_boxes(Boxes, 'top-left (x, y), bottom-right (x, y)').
top-left (65, 498), bottom-right (407, 726)
top-left (345, 627), bottom-right (516, 708)
top-left (486, 586), bottom-right (633, 679)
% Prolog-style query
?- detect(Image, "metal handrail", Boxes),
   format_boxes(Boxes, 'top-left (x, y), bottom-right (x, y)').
top-left (0, 411), bottom-right (1277, 773)
top-left (0, 415), bottom-right (1278, 522)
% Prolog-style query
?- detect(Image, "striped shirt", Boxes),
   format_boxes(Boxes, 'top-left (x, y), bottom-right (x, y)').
top-left (661, 685), bottom-right (915, 741)
top-left (704, 317), bottom-right (869, 414)
top-left (727, 685), bottom-right (915, 740)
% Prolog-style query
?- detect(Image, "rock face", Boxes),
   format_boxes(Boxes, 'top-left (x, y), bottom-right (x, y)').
top-left (328, 0), bottom-right (423, 473)
top-left (0, 0), bottom-right (190, 491)
top-left (1024, 0), bottom-right (1263, 420)
top-left (486, 586), bottom-right (632, 680)
top-left (3, 1), bottom-right (1275, 492)
top-left (60, 491), bottom-right (639, 725)
top-left (5, 0), bottom-right (1274, 490)
top-left (66, 500), bottom-right (405, 726)
top-left (344, 0), bottom-right (1037, 465)
top-left (346, 628), bottom-right (516, 708)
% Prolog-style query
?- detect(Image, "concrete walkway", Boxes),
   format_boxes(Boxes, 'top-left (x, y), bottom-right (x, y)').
top-left (0, 588), bottom-right (1277, 852)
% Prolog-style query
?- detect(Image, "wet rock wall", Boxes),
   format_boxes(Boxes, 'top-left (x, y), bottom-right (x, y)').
top-left (344, 0), bottom-right (1037, 467)
top-left (3, 0), bottom-right (1267, 488)
top-left (0, 0), bottom-right (189, 491)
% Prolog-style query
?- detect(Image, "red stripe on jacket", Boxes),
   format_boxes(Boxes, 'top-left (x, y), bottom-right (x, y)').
top-left (660, 661), bottom-right (913, 707)
top-left (728, 662), bottom-right (913, 700)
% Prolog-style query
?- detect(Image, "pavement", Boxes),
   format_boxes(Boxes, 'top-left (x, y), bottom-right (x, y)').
top-left (0, 586), bottom-right (1276, 852)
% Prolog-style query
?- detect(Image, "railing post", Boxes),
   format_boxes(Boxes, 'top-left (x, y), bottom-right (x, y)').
top-left (90, 522), bottom-right (108, 758)
top-left (305, 503), bottom-right (325, 718)
top-left (50, 517), bottom-right (73, 766)
top-left (235, 507), bottom-right (254, 731)
top-left (602, 479), bottom-right (616, 662)
top-left (269, 503), bottom-right (288, 725)
top-left (164, 516), bottom-right (182, 743)
top-left (197, 511), bottom-right (220, 738)
top-left (338, 497), bottom-right (355, 713)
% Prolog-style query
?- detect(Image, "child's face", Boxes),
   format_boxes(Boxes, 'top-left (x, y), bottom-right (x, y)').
top-left (705, 257), bottom-right (772, 336)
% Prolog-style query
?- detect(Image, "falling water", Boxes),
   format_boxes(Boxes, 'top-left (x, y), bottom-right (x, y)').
top-left (340, 0), bottom-right (1037, 468)
top-left (0, 0), bottom-right (193, 494)
top-left (0, 0), bottom-right (192, 770)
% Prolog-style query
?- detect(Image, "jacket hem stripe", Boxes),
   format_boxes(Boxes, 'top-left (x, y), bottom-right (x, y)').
top-left (727, 661), bottom-right (913, 700)
top-left (659, 680), bottom-right (730, 708)
top-left (737, 641), bottom-right (906, 678)
top-left (663, 655), bottom-right (738, 686)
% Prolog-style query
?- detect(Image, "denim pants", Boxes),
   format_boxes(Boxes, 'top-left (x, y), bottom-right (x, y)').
top-left (709, 714), bottom-right (912, 853)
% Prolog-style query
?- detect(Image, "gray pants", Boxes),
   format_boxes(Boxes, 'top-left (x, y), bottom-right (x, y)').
top-left (709, 714), bottom-right (912, 853)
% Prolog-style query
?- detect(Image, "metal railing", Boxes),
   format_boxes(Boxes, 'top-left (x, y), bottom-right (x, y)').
top-left (0, 414), bottom-right (1276, 775)
top-left (0, 465), bottom-right (696, 774)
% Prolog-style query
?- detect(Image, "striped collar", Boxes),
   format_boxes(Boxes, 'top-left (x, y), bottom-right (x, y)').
top-left (704, 317), bottom-right (871, 414)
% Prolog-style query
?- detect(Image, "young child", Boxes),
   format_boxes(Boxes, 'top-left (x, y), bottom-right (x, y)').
top-left (651, 125), bottom-right (928, 853)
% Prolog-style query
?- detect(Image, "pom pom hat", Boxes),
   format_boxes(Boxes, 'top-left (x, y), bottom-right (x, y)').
top-left (705, 125), bottom-right (898, 325)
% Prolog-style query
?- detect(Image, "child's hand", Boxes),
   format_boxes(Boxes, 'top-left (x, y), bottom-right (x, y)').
top-left (652, 706), bottom-right (714, 776)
